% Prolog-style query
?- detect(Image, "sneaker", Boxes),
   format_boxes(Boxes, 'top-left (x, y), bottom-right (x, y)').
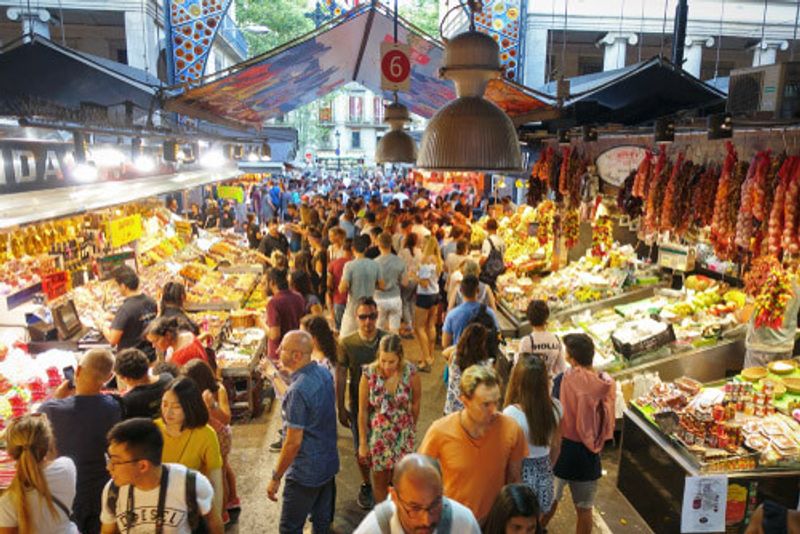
top-left (269, 437), bottom-right (283, 452)
top-left (357, 483), bottom-right (374, 510)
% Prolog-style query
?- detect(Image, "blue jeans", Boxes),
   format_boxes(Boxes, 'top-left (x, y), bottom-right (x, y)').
top-left (333, 303), bottom-right (346, 331)
top-left (280, 477), bottom-right (336, 534)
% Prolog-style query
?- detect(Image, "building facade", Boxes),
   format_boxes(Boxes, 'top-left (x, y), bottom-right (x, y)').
top-left (441, 0), bottom-right (800, 87)
top-left (0, 0), bottom-right (248, 83)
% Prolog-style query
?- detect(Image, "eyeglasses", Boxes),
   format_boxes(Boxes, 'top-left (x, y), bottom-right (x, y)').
top-left (105, 453), bottom-right (143, 468)
top-left (394, 492), bottom-right (442, 516)
top-left (357, 313), bottom-right (378, 321)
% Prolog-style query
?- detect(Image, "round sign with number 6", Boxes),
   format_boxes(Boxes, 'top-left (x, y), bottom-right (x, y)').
top-left (382, 48), bottom-right (410, 85)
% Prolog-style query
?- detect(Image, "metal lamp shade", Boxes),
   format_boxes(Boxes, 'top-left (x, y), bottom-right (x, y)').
top-left (376, 129), bottom-right (417, 164)
top-left (417, 96), bottom-right (522, 172)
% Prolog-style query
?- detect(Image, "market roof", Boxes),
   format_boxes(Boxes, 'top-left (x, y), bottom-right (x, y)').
top-left (0, 34), bottom-right (162, 120)
top-left (538, 57), bottom-right (727, 127)
top-left (165, 4), bottom-right (554, 128)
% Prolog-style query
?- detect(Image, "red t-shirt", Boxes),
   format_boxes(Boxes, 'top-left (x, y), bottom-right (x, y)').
top-left (171, 338), bottom-right (208, 367)
top-left (328, 258), bottom-right (351, 305)
top-left (266, 289), bottom-right (306, 359)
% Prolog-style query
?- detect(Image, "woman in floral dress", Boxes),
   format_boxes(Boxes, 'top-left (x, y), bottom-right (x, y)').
top-left (357, 334), bottom-right (422, 504)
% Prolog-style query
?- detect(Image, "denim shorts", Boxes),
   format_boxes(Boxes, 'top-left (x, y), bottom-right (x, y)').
top-left (554, 477), bottom-right (598, 510)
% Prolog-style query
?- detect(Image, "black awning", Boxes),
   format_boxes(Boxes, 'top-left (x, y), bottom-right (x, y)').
top-left (0, 34), bottom-right (161, 119)
top-left (538, 57), bottom-right (726, 127)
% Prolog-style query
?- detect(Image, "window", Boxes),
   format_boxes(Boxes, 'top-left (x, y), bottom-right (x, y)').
top-left (373, 96), bottom-right (384, 123)
top-left (351, 131), bottom-right (361, 149)
top-left (349, 94), bottom-right (364, 122)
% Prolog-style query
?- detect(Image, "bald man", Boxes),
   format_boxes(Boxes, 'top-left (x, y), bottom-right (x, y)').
top-left (268, 330), bottom-right (340, 533)
top-left (354, 453), bottom-right (480, 534)
top-left (38, 349), bottom-right (122, 534)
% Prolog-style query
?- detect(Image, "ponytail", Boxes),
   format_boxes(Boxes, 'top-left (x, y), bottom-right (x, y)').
top-left (5, 415), bottom-right (58, 533)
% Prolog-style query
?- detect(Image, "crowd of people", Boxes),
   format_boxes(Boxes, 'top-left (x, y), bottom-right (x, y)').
top-left (0, 172), bottom-right (789, 534)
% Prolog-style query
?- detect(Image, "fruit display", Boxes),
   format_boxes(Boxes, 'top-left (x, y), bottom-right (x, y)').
top-left (472, 204), bottom-right (552, 273)
top-left (186, 272), bottom-right (259, 310)
top-left (753, 263), bottom-right (796, 329)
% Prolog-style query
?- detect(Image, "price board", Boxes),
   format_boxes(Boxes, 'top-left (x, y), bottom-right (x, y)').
top-left (381, 42), bottom-right (411, 92)
top-left (658, 243), bottom-right (696, 272)
top-left (107, 214), bottom-right (143, 249)
top-left (595, 146), bottom-right (647, 187)
top-left (218, 185), bottom-right (244, 203)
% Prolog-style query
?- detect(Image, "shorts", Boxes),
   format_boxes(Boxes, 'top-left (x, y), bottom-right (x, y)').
top-left (375, 295), bottom-right (402, 332)
top-left (415, 293), bottom-right (439, 309)
top-left (522, 455), bottom-right (555, 513)
top-left (554, 477), bottom-right (598, 510)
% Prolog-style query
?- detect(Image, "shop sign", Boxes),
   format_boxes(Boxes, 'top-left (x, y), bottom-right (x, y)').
top-left (218, 185), bottom-right (244, 203)
top-left (381, 42), bottom-right (411, 92)
top-left (595, 146), bottom-right (647, 187)
top-left (107, 214), bottom-right (143, 249)
top-left (0, 142), bottom-right (68, 193)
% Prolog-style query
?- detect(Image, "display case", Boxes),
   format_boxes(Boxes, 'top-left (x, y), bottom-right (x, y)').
top-left (618, 408), bottom-right (800, 534)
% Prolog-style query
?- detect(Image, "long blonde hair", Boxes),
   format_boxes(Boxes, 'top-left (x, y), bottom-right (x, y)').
top-left (421, 235), bottom-right (443, 274)
top-left (5, 414), bottom-right (58, 533)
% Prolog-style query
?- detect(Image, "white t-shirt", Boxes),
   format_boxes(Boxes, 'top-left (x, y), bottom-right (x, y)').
top-left (354, 496), bottom-right (481, 534)
top-left (100, 463), bottom-right (213, 534)
top-left (481, 234), bottom-right (506, 258)
top-left (516, 331), bottom-right (568, 379)
top-left (503, 401), bottom-right (563, 458)
top-left (0, 456), bottom-right (79, 533)
top-left (417, 263), bottom-right (439, 295)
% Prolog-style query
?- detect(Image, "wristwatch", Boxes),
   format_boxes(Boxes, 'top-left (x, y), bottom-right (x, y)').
top-left (271, 469), bottom-right (282, 482)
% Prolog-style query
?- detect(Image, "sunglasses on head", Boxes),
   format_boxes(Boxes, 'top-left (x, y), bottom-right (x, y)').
top-left (357, 313), bottom-right (378, 320)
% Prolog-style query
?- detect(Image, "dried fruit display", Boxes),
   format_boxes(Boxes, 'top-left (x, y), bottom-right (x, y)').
top-left (710, 142), bottom-right (743, 260)
top-left (642, 147), bottom-right (669, 236)
top-left (690, 164), bottom-right (720, 229)
top-left (734, 152), bottom-right (766, 250)
top-left (782, 158), bottom-right (800, 256)
top-left (659, 152), bottom-right (685, 233)
top-left (632, 150), bottom-right (652, 199)
top-left (562, 209), bottom-right (580, 249)
top-left (744, 256), bottom-right (781, 296)
top-left (767, 157), bottom-right (798, 257)
top-left (753, 263), bottom-right (794, 329)
top-left (558, 146), bottom-right (571, 196)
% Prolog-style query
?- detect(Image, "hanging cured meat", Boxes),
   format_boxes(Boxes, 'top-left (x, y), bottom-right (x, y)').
top-left (659, 152), bottom-right (685, 233)
top-left (690, 164), bottom-right (720, 229)
top-left (632, 151), bottom-right (652, 199)
top-left (558, 146), bottom-right (571, 196)
top-left (782, 158), bottom-right (800, 255)
top-left (734, 151), bottom-right (768, 250)
top-left (711, 142), bottom-right (746, 260)
top-left (766, 156), bottom-right (797, 257)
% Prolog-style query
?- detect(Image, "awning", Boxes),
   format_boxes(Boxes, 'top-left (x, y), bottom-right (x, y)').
top-left (538, 57), bottom-right (727, 127)
top-left (0, 34), bottom-right (162, 120)
top-left (165, 4), bottom-right (554, 128)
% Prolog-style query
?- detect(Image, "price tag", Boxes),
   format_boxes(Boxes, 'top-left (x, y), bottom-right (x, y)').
top-left (217, 185), bottom-right (244, 203)
top-left (381, 42), bottom-right (411, 92)
top-left (658, 243), bottom-right (696, 272)
top-left (106, 214), bottom-right (143, 249)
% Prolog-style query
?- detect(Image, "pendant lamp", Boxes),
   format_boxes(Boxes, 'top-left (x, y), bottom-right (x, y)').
top-left (417, 29), bottom-right (522, 172)
top-left (376, 99), bottom-right (417, 164)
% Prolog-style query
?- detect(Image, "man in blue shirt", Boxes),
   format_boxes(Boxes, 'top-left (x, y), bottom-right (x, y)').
top-left (268, 330), bottom-right (340, 533)
top-left (442, 275), bottom-right (500, 348)
top-left (39, 348), bottom-right (122, 534)
top-left (269, 182), bottom-right (282, 220)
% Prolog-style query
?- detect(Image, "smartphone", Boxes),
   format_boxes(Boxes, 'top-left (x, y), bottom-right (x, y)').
top-left (62, 366), bottom-right (75, 388)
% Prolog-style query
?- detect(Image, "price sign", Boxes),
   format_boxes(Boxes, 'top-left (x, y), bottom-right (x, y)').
top-left (381, 42), bottom-right (411, 92)
top-left (107, 214), bottom-right (143, 249)
top-left (595, 146), bottom-right (648, 187)
top-left (218, 185), bottom-right (244, 203)
top-left (658, 243), bottom-right (696, 272)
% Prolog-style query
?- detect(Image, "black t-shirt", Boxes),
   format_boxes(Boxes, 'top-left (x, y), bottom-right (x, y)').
top-left (121, 373), bottom-right (173, 419)
top-left (246, 223), bottom-right (261, 249)
top-left (258, 233), bottom-right (290, 257)
top-left (111, 294), bottom-right (157, 359)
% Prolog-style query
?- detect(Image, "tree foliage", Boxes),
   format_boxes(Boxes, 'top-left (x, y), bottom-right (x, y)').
top-left (235, 0), bottom-right (314, 57)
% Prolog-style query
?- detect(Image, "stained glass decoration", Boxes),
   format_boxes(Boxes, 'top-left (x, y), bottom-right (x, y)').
top-left (472, 0), bottom-right (526, 81)
top-left (167, 0), bottom-right (235, 86)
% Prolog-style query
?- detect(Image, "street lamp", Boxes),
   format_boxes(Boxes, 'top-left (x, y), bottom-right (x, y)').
top-left (335, 130), bottom-right (341, 172)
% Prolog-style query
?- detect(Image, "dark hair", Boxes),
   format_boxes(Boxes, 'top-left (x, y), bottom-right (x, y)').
top-left (268, 268), bottom-right (289, 291)
top-left (563, 333), bottom-right (595, 367)
top-left (181, 360), bottom-right (219, 394)
top-left (404, 232), bottom-right (418, 253)
top-left (505, 354), bottom-right (557, 446)
top-left (365, 212), bottom-right (376, 223)
top-left (456, 238), bottom-right (469, 255)
top-left (483, 484), bottom-right (542, 534)
top-left (113, 265), bottom-right (139, 291)
top-left (354, 234), bottom-right (371, 253)
top-left (342, 237), bottom-right (353, 253)
top-left (163, 377), bottom-right (209, 429)
top-left (455, 323), bottom-right (488, 372)
top-left (460, 274), bottom-right (480, 299)
top-left (290, 270), bottom-right (314, 297)
top-left (268, 217), bottom-right (279, 226)
top-left (145, 315), bottom-right (192, 339)
top-left (160, 281), bottom-right (187, 312)
top-left (115, 348), bottom-right (150, 380)
top-left (369, 226), bottom-right (382, 238)
top-left (301, 314), bottom-right (337, 365)
top-left (107, 418), bottom-right (164, 466)
top-left (356, 296), bottom-right (377, 311)
top-left (293, 251), bottom-right (312, 275)
top-left (526, 300), bottom-right (550, 327)
top-left (152, 361), bottom-right (180, 378)
top-left (486, 218), bottom-right (499, 232)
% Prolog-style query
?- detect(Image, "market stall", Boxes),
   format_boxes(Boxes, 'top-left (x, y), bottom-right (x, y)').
top-left (619, 365), bottom-right (800, 533)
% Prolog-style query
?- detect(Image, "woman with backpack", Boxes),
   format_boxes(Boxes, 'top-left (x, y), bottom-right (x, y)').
top-left (0, 413), bottom-right (79, 533)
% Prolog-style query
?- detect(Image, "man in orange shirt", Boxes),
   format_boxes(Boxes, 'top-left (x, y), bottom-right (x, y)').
top-left (419, 365), bottom-right (527, 524)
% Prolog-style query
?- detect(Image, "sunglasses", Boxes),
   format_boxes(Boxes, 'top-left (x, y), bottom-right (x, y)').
top-left (357, 313), bottom-right (378, 321)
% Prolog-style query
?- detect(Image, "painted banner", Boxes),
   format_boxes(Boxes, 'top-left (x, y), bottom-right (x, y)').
top-left (595, 146), bottom-right (648, 187)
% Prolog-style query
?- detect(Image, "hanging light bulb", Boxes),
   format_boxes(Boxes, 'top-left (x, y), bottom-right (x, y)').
top-left (417, 11), bottom-right (522, 172)
top-left (376, 99), bottom-right (417, 164)
top-left (260, 141), bottom-right (271, 161)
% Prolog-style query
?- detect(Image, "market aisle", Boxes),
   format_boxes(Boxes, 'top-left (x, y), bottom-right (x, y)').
top-left (225, 338), bottom-right (653, 533)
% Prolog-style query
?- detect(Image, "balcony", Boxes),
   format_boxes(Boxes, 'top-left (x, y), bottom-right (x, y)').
top-left (218, 15), bottom-right (249, 61)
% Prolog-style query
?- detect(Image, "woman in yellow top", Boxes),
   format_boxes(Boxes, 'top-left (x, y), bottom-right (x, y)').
top-left (156, 376), bottom-right (224, 520)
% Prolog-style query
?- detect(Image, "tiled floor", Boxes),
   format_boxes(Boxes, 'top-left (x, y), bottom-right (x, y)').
top-left (225, 339), bottom-right (654, 533)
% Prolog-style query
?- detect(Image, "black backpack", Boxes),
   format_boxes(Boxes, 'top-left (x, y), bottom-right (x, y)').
top-left (479, 237), bottom-right (506, 288)
top-left (468, 304), bottom-right (511, 389)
